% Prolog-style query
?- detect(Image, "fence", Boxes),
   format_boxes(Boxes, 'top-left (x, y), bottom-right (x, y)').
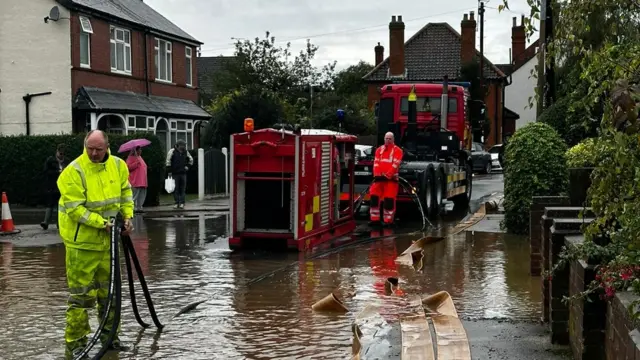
top-left (199, 147), bottom-right (228, 197)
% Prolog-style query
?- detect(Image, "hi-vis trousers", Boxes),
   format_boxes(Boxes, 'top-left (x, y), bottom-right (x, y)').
top-left (369, 178), bottom-right (399, 224)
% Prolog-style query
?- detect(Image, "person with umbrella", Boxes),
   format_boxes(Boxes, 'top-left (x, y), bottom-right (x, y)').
top-left (119, 139), bottom-right (150, 213)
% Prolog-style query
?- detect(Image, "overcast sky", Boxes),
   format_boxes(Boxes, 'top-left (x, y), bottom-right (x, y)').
top-left (146, 0), bottom-right (537, 70)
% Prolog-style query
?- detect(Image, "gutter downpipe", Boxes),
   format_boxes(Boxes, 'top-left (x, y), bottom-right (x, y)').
top-left (502, 74), bottom-right (513, 142)
top-left (23, 92), bottom-right (52, 135)
top-left (144, 30), bottom-right (150, 96)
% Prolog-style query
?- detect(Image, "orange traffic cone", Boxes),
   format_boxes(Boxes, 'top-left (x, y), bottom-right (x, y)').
top-left (1, 192), bottom-right (17, 234)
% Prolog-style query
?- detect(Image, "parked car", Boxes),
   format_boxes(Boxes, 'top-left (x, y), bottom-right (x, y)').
top-left (488, 144), bottom-right (504, 171)
top-left (471, 142), bottom-right (492, 174)
top-left (355, 144), bottom-right (373, 163)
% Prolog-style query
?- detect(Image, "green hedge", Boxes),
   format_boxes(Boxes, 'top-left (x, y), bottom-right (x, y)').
top-left (0, 133), bottom-right (165, 207)
top-left (503, 122), bottom-right (568, 234)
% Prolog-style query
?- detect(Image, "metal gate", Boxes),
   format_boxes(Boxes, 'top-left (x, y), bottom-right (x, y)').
top-left (204, 148), bottom-right (227, 195)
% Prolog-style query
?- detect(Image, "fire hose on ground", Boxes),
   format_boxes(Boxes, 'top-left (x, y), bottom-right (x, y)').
top-left (73, 217), bottom-right (164, 360)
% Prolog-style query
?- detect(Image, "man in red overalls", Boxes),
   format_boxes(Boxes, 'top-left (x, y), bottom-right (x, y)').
top-left (370, 132), bottom-right (403, 226)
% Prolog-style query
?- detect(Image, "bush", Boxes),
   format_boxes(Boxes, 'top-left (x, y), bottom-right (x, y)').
top-left (503, 122), bottom-right (568, 234)
top-left (0, 133), bottom-right (165, 207)
top-left (566, 138), bottom-right (599, 168)
top-left (538, 96), bottom-right (598, 146)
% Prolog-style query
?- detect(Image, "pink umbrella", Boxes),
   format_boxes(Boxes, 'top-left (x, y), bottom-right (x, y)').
top-left (118, 138), bottom-right (151, 153)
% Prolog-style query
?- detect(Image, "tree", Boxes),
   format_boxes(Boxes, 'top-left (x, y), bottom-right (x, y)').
top-left (212, 32), bottom-right (336, 105)
top-left (203, 86), bottom-right (288, 149)
top-left (333, 61), bottom-right (374, 96)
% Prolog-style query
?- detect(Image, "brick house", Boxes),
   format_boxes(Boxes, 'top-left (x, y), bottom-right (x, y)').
top-left (497, 16), bottom-right (540, 134)
top-left (363, 13), bottom-right (519, 147)
top-left (0, 0), bottom-right (211, 150)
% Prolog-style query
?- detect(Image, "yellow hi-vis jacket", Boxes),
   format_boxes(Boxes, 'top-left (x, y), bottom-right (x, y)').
top-left (57, 148), bottom-right (134, 251)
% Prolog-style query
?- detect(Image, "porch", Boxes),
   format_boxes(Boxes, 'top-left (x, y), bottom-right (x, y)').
top-left (72, 86), bottom-right (211, 150)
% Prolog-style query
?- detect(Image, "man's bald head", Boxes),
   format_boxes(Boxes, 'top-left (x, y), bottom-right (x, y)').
top-left (85, 130), bottom-right (109, 163)
top-left (384, 132), bottom-right (395, 146)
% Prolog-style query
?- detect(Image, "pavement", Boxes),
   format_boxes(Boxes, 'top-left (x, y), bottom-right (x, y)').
top-left (465, 320), bottom-right (571, 359)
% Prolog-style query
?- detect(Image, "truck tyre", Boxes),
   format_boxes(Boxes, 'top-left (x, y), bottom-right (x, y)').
top-left (420, 168), bottom-right (436, 218)
top-left (453, 163), bottom-right (472, 210)
top-left (432, 169), bottom-right (445, 216)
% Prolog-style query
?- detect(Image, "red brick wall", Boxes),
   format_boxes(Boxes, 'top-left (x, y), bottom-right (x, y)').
top-left (70, 12), bottom-right (197, 102)
top-left (367, 83), bottom-right (381, 108)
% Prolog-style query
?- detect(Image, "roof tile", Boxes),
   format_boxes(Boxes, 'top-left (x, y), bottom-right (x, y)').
top-left (59, 0), bottom-right (200, 43)
top-left (364, 23), bottom-right (505, 82)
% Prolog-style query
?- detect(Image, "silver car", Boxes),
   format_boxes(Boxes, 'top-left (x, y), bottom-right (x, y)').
top-left (489, 144), bottom-right (504, 171)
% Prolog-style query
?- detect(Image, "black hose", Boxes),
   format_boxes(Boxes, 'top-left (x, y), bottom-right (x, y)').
top-left (72, 220), bottom-right (164, 359)
top-left (73, 218), bottom-right (122, 360)
top-left (121, 234), bottom-right (164, 329)
top-left (122, 237), bottom-right (150, 328)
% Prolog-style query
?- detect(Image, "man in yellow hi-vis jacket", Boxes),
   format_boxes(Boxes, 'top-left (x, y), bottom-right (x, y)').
top-left (57, 130), bottom-right (134, 358)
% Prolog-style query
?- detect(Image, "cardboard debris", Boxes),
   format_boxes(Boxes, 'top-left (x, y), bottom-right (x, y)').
top-left (311, 292), bottom-right (348, 313)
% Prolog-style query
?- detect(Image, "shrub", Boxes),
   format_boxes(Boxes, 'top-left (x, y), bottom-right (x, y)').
top-left (538, 96), bottom-right (598, 146)
top-left (566, 138), bottom-right (598, 168)
top-left (503, 122), bottom-right (568, 234)
top-left (0, 133), bottom-right (164, 207)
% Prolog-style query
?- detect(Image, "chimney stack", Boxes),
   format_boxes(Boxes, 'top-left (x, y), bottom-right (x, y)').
top-left (388, 15), bottom-right (405, 77)
top-left (511, 16), bottom-right (526, 66)
top-left (460, 11), bottom-right (477, 65)
top-left (374, 42), bottom-right (384, 66)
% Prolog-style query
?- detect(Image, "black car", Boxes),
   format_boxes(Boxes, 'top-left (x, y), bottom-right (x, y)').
top-left (471, 142), bottom-right (492, 174)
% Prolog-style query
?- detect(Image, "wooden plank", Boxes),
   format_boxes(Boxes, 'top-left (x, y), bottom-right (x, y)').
top-left (401, 315), bottom-right (436, 360)
top-left (431, 315), bottom-right (472, 360)
top-left (422, 291), bottom-right (458, 318)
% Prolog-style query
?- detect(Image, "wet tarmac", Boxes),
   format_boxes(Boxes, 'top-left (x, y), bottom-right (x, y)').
top-left (0, 174), bottom-right (570, 359)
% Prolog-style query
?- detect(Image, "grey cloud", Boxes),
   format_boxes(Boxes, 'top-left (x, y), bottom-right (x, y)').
top-left (146, 0), bottom-right (538, 69)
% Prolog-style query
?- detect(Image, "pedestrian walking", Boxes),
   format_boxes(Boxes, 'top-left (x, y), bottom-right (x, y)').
top-left (41, 144), bottom-right (68, 230)
top-left (126, 146), bottom-right (148, 213)
top-left (57, 130), bottom-right (134, 358)
top-left (369, 132), bottom-right (403, 226)
top-left (165, 139), bottom-right (193, 209)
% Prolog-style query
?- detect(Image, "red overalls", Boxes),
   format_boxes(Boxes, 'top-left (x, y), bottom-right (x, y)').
top-left (370, 144), bottom-right (404, 224)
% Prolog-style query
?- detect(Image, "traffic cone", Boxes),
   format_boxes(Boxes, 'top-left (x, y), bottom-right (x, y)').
top-left (1, 192), bottom-right (17, 233)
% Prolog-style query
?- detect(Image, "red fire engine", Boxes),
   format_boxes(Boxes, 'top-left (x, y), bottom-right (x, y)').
top-left (228, 120), bottom-right (359, 251)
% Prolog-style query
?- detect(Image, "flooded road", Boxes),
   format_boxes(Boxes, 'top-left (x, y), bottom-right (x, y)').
top-left (0, 204), bottom-right (544, 359)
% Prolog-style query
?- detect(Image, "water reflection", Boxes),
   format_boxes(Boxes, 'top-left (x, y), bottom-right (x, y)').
top-left (0, 213), bottom-right (541, 359)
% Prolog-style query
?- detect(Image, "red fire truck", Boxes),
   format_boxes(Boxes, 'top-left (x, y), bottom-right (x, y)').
top-left (347, 77), bottom-right (484, 218)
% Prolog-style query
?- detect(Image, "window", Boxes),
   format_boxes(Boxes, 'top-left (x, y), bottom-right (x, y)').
top-left (155, 38), bottom-right (172, 82)
top-left (110, 26), bottom-right (131, 74)
top-left (185, 47), bottom-right (192, 86)
top-left (127, 115), bottom-right (155, 134)
top-left (400, 96), bottom-right (458, 114)
top-left (79, 16), bottom-right (93, 68)
top-left (169, 120), bottom-right (194, 149)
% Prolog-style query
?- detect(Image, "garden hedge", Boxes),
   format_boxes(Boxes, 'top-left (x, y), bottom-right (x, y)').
top-left (0, 133), bottom-right (165, 207)
top-left (503, 122), bottom-right (568, 234)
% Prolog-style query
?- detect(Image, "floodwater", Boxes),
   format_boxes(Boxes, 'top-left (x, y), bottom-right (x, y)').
top-left (0, 211), bottom-right (541, 359)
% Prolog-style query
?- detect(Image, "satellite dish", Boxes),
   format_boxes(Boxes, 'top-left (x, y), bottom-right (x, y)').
top-left (49, 6), bottom-right (60, 21)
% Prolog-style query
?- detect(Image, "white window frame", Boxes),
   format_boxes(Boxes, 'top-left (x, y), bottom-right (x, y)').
top-left (169, 119), bottom-right (194, 149)
top-left (126, 115), bottom-right (155, 134)
top-left (79, 16), bottom-right (93, 68)
top-left (110, 25), bottom-right (132, 74)
top-left (185, 47), bottom-right (193, 87)
top-left (155, 38), bottom-right (173, 83)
